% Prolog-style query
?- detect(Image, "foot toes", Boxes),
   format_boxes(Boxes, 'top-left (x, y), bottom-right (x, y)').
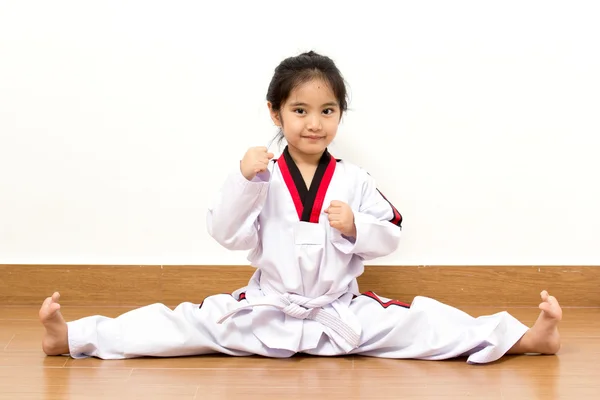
top-left (41, 297), bottom-right (53, 308)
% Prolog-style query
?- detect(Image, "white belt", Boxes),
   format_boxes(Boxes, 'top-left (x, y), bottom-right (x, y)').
top-left (217, 281), bottom-right (361, 350)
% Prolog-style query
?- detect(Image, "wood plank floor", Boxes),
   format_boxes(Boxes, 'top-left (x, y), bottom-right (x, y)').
top-left (0, 306), bottom-right (598, 399)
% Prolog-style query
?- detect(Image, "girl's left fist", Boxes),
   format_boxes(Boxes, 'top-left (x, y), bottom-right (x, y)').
top-left (324, 200), bottom-right (356, 238)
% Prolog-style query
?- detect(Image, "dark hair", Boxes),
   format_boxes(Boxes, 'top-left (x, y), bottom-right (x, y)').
top-left (266, 51), bottom-right (348, 146)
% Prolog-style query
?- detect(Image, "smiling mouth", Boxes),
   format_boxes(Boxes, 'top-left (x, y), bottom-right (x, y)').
top-left (303, 136), bottom-right (324, 139)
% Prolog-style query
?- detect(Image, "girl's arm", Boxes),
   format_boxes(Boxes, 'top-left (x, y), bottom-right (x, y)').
top-left (206, 169), bottom-right (270, 250)
top-left (331, 170), bottom-right (402, 260)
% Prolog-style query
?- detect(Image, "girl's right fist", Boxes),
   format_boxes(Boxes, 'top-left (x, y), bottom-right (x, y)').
top-left (240, 147), bottom-right (274, 180)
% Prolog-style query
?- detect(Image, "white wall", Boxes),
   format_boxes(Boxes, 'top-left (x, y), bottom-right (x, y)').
top-left (1, 0), bottom-right (599, 265)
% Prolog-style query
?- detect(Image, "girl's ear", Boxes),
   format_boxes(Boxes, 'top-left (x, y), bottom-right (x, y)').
top-left (267, 102), bottom-right (282, 127)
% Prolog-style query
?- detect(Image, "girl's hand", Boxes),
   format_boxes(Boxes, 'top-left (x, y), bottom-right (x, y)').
top-left (324, 200), bottom-right (356, 238)
top-left (240, 146), bottom-right (274, 180)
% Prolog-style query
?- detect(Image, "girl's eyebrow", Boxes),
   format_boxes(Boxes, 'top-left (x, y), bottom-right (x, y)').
top-left (288, 101), bottom-right (339, 107)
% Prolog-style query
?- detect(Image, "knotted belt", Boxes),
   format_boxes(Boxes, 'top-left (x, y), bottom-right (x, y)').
top-left (217, 279), bottom-right (361, 351)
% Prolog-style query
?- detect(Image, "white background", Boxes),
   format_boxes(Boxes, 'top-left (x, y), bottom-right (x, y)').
top-left (1, 0), bottom-right (599, 265)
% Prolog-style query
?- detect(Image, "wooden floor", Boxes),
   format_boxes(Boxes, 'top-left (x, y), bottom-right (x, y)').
top-left (0, 306), bottom-right (598, 399)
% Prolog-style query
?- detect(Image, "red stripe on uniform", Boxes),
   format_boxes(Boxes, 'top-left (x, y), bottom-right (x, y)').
top-left (277, 155), bottom-right (304, 220)
top-left (362, 291), bottom-right (410, 308)
top-left (309, 155), bottom-right (337, 223)
top-left (377, 190), bottom-right (403, 226)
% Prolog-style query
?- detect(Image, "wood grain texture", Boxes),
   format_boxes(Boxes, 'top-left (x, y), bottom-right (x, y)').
top-left (1, 264), bottom-right (599, 307)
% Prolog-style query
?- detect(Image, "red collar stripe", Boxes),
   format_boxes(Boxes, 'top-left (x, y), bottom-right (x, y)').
top-left (309, 156), bottom-right (337, 223)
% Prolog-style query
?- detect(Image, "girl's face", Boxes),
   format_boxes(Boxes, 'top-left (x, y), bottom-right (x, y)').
top-left (268, 79), bottom-right (341, 158)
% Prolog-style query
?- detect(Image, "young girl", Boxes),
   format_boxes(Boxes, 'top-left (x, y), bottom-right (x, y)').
top-left (39, 51), bottom-right (561, 364)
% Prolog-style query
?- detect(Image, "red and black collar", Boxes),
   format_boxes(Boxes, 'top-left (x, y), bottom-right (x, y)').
top-left (275, 147), bottom-right (337, 223)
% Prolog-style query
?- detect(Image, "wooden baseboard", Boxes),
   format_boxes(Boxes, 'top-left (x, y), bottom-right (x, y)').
top-left (1, 265), bottom-right (598, 307)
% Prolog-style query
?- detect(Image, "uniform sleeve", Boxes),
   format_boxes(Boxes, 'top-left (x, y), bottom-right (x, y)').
top-left (206, 167), bottom-right (271, 251)
top-left (330, 169), bottom-right (402, 260)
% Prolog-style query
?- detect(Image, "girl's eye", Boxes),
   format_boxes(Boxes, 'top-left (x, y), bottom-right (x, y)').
top-left (293, 108), bottom-right (306, 114)
top-left (323, 108), bottom-right (335, 115)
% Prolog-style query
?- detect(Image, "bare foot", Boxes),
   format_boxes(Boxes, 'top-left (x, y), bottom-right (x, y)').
top-left (39, 292), bottom-right (69, 356)
top-left (531, 290), bottom-right (562, 353)
top-left (511, 290), bottom-right (562, 355)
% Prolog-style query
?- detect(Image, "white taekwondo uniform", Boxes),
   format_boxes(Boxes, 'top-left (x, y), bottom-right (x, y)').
top-left (67, 147), bottom-right (528, 364)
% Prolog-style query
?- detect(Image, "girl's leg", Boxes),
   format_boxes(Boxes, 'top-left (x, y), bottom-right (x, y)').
top-left (345, 290), bottom-right (561, 364)
top-left (39, 291), bottom-right (294, 360)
